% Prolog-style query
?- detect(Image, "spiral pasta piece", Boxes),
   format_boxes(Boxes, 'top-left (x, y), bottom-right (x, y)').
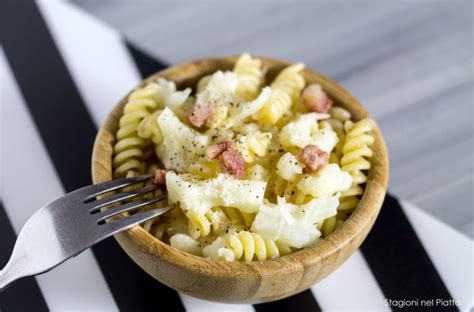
top-left (137, 110), bottom-right (163, 144)
top-left (341, 119), bottom-right (374, 172)
top-left (187, 210), bottom-right (212, 239)
top-left (233, 53), bottom-right (264, 101)
top-left (271, 63), bottom-right (306, 100)
top-left (220, 207), bottom-right (255, 228)
top-left (253, 63), bottom-right (305, 125)
top-left (227, 231), bottom-right (291, 261)
top-left (321, 216), bottom-right (337, 237)
top-left (338, 118), bottom-right (375, 212)
top-left (329, 107), bottom-right (351, 122)
top-left (113, 84), bottom-right (160, 178)
top-left (321, 214), bottom-right (345, 237)
top-left (186, 205), bottom-right (257, 239)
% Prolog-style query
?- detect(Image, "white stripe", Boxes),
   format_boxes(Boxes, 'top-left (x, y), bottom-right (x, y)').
top-left (37, 0), bottom-right (141, 128)
top-left (0, 51), bottom-right (118, 312)
top-left (401, 201), bottom-right (474, 312)
top-left (179, 293), bottom-right (255, 312)
top-left (311, 250), bottom-right (389, 312)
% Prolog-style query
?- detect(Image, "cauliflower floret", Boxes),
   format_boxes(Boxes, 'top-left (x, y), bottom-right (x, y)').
top-left (297, 194), bottom-right (341, 225)
top-left (276, 152), bottom-right (303, 181)
top-left (198, 72), bottom-right (270, 129)
top-left (198, 71), bottom-right (239, 108)
top-left (311, 129), bottom-right (339, 153)
top-left (279, 113), bottom-right (317, 148)
top-left (146, 78), bottom-right (191, 113)
top-left (169, 234), bottom-right (202, 256)
top-left (202, 237), bottom-right (235, 261)
top-left (156, 108), bottom-right (208, 172)
top-left (166, 172), bottom-right (266, 214)
top-left (251, 195), bottom-right (339, 248)
top-left (279, 113), bottom-right (332, 149)
top-left (297, 164), bottom-right (352, 198)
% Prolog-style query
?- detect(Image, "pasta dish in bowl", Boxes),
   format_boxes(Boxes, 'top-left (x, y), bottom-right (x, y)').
top-left (92, 54), bottom-right (388, 303)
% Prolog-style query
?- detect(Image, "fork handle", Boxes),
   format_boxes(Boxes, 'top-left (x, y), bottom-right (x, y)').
top-left (0, 239), bottom-right (43, 291)
top-left (0, 265), bottom-right (17, 291)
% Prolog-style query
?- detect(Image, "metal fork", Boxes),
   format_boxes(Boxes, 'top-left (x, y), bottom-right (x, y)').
top-left (0, 175), bottom-right (172, 291)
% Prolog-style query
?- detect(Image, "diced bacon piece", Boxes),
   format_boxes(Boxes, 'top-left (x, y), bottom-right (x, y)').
top-left (298, 144), bottom-right (329, 173)
top-left (220, 148), bottom-right (245, 178)
top-left (188, 100), bottom-right (214, 127)
top-left (205, 141), bottom-right (232, 160)
top-left (153, 169), bottom-right (169, 186)
top-left (302, 83), bottom-right (333, 114)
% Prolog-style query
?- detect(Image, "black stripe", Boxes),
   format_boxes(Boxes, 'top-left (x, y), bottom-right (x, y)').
top-left (126, 42), bottom-right (167, 78)
top-left (124, 46), bottom-right (326, 312)
top-left (254, 290), bottom-right (322, 312)
top-left (0, 201), bottom-right (49, 312)
top-left (360, 194), bottom-right (458, 311)
top-left (2, 2), bottom-right (185, 311)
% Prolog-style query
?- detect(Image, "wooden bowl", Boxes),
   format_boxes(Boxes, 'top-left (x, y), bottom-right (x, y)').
top-left (91, 56), bottom-right (389, 304)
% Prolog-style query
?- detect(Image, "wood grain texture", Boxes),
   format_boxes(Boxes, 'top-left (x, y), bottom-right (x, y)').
top-left (91, 56), bottom-right (389, 303)
top-left (74, 0), bottom-right (474, 238)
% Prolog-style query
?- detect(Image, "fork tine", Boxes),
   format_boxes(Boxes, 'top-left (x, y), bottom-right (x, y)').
top-left (102, 206), bottom-right (174, 236)
top-left (83, 175), bottom-right (152, 203)
top-left (89, 184), bottom-right (159, 213)
top-left (96, 194), bottom-right (168, 224)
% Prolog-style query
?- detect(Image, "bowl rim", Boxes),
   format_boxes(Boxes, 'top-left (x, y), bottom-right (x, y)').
top-left (91, 55), bottom-right (389, 280)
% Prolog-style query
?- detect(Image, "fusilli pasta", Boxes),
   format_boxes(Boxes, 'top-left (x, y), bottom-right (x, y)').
top-left (203, 231), bottom-right (290, 261)
top-left (233, 53), bottom-right (264, 100)
top-left (253, 63), bottom-right (305, 125)
top-left (113, 83), bottom-right (160, 178)
top-left (338, 119), bottom-right (375, 212)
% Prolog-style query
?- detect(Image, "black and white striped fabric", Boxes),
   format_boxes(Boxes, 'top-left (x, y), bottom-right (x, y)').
top-left (1, 2), bottom-right (472, 311)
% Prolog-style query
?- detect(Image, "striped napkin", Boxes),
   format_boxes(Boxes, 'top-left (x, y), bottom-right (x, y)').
top-left (1, 2), bottom-right (472, 311)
